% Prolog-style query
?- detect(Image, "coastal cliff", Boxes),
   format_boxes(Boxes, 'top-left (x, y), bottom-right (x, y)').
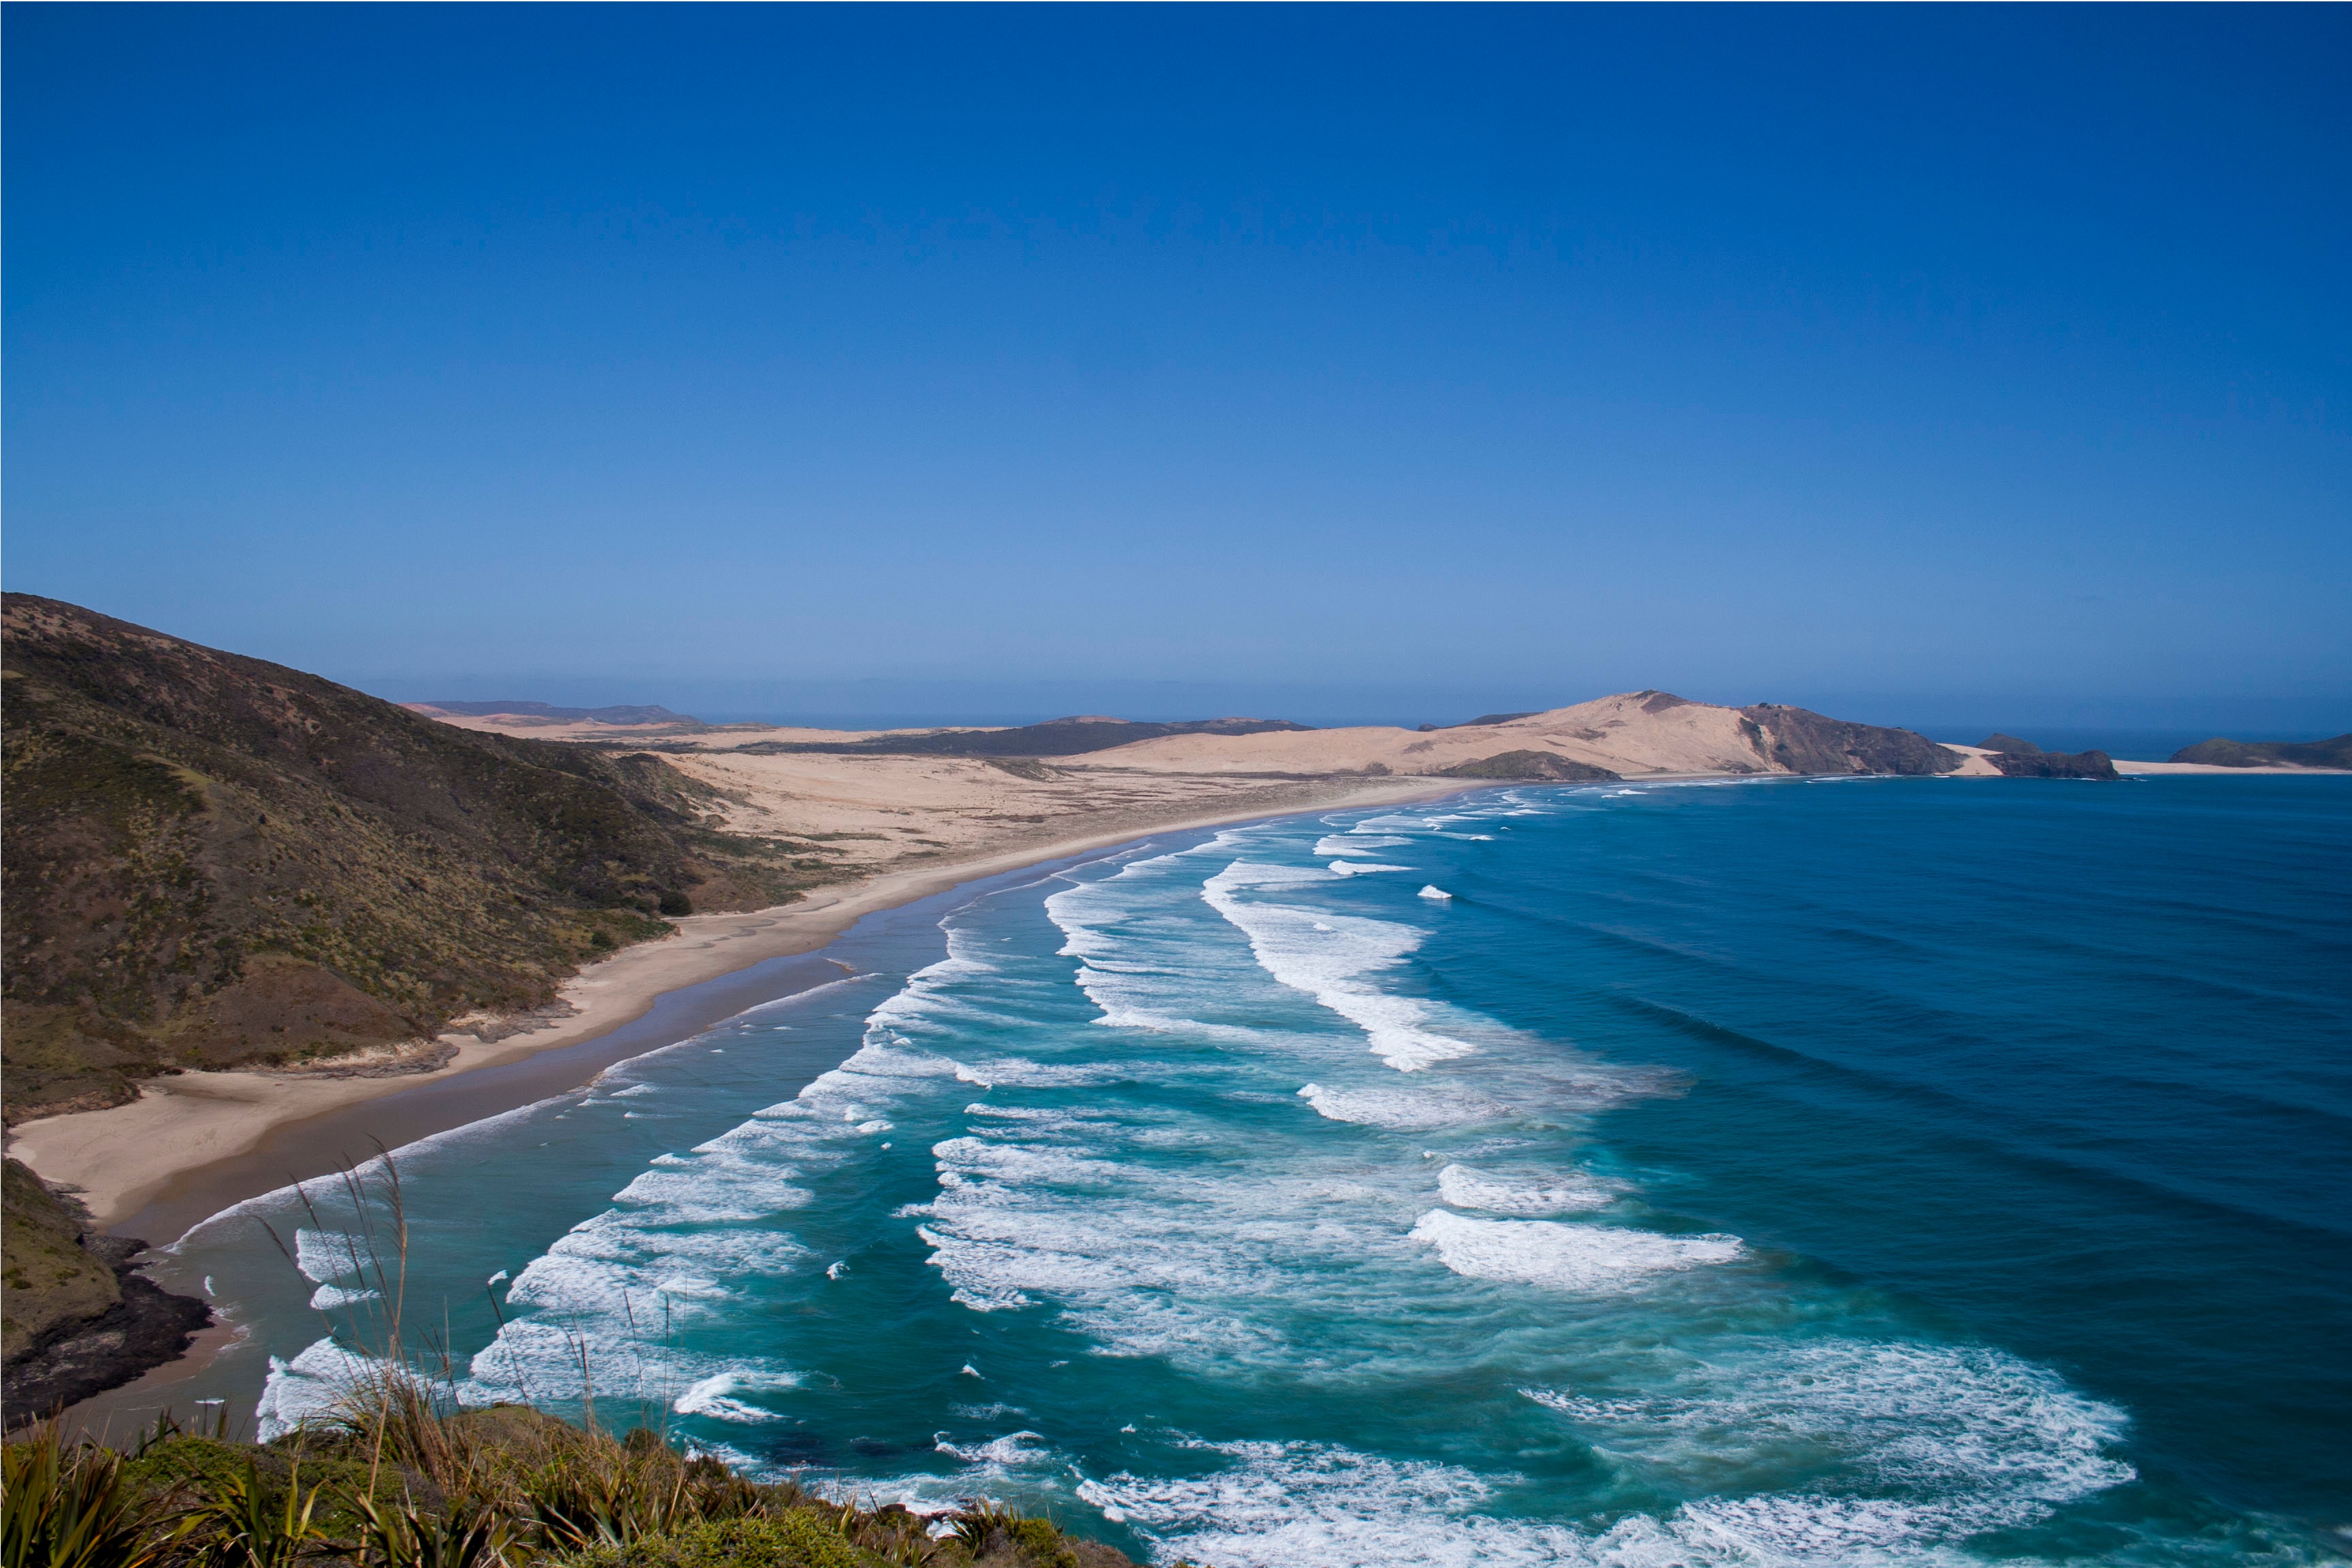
top-left (1972, 736), bottom-right (2122, 779)
top-left (1, 595), bottom-right (811, 1123)
top-left (1737, 702), bottom-right (1966, 776)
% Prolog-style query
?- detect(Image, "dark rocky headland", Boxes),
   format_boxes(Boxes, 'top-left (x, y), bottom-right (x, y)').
top-left (1972, 735), bottom-right (2121, 779)
top-left (1, 1157), bottom-right (212, 1423)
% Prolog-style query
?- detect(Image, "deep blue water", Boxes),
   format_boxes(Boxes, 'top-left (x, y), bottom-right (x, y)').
top-left (160, 775), bottom-right (2351, 1565)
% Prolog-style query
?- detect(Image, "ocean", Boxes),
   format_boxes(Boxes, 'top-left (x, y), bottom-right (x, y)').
top-left (154, 774), bottom-right (2351, 1566)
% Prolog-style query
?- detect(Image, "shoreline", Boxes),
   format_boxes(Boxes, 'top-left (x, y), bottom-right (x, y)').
top-left (10, 760), bottom-right (2330, 1237)
top-left (32, 762), bottom-right (2344, 1436)
top-left (10, 774), bottom-right (1474, 1241)
top-left (2108, 759), bottom-right (2348, 776)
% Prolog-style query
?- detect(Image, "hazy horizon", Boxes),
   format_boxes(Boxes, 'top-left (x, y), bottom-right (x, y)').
top-left (373, 668), bottom-right (2338, 753)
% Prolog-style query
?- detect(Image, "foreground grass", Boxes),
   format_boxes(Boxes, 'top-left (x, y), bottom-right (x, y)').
top-left (0, 1397), bottom-right (1141, 1568)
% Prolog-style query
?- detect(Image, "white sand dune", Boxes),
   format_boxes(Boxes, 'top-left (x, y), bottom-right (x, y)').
top-left (1091, 691), bottom-right (1811, 778)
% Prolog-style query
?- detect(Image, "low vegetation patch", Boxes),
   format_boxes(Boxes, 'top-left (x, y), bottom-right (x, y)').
top-left (0, 1399), bottom-right (1137, 1568)
top-left (1437, 750), bottom-right (1620, 781)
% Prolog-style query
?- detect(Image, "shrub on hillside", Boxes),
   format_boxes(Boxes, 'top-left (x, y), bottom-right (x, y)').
top-left (560, 1513), bottom-right (875, 1568)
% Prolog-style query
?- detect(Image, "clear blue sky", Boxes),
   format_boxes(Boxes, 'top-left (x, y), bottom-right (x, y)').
top-left (5, 5), bottom-right (2346, 732)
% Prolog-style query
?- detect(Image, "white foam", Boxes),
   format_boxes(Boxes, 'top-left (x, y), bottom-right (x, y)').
top-left (1520, 1337), bottom-right (2134, 1540)
top-left (1077, 1439), bottom-right (1579, 1568)
top-left (255, 1337), bottom-right (373, 1439)
top-left (612, 1166), bottom-right (811, 1218)
top-left (1412, 1209), bottom-right (1741, 1292)
top-left (293, 1228), bottom-right (367, 1286)
top-left (954, 1056), bottom-right (1109, 1088)
top-left (1437, 1163), bottom-right (1617, 1215)
top-left (1313, 834), bottom-right (1415, 857)
top-left (1074, 1419), bottom-right (2143, 1568)
top-left (1418, 885), bottom-right (1453, 901)
top-left (1047, 845), bottom-right (1312, 1043)
top-left (1203, 861), bottom-right (1473, 1071)
top-left (408, 803), bottom-right (2160, 1568)
top-left (306, 1283), bottom-right (381, 1311)
top-left (933, 1430), bottom-right (1050, 1467)
top-left (1298, 1083), bottom-right (1508, 1130)
top-left (464, 969), bottom-right (989, 1401)
top-left (932, 1137), bottom-right (1126, 1186)
top-left (917, 1113), bottom-right (1429, 1361)
top-left (674, 1369), bottom-right (796, 1423)
top-left (1326, 861), bottom-right (1414, 877)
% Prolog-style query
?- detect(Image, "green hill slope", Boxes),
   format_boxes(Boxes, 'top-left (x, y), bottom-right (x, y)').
top-left (1, 595), bottom-right (808, 1122)
top-left (2168, 733), bottom-right (2352, 768)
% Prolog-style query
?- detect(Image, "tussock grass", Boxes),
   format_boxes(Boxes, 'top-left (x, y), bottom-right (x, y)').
top-left (1, 1398), bottom-right (1132, 1568)
top-left (3, 1151), bottom-right (1143, 1568)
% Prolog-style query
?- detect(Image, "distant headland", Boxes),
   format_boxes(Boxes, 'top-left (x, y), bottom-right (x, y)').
top-left (2169, 733), bottom-right (2352, 770)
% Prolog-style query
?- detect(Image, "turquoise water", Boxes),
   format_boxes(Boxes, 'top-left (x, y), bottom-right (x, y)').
top-left (164, 777), bottom-right (2350, 1565)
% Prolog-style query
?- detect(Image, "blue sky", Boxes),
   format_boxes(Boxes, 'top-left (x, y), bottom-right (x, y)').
top-left (5, 6), bottom-right (2346, 731)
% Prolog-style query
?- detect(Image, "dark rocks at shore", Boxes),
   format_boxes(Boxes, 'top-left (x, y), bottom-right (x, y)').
top-left (2168, 733), bottom-right (2352, 768)
top-left (466, 999), bottom-right (585, 1045)
top-left (3, 1268), bottom-right (214, 1425)
top-left (2, 1158), bottom-right (212, 1426)
top-left (1439, 751), bottom-right (1620, 781)
top-left (1978, 734), bottom-right (2043, 754)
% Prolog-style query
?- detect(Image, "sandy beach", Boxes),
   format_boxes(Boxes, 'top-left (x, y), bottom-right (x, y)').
top-left (10, 774), bottom-right (1468, 1239)
top-left (2108, 759), bottom-right (2348, 775)
top-left (17, 693), bottom-right (2337, 1242)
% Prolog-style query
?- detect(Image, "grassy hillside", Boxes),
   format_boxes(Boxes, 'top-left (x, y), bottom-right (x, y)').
top-left (2170, 733), bottom-right (2352, 768)
top-left (2, 1156), bottom-right (213, 1416)
top-left (1, 595), bottom-right (813, 1123)
top-left (1, 1399), bottom-right (1137, 1567)
top-left (0, 1158), bottom-right (118, 1362)
top-left (1437, 750), bottom-right (1620, 781)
